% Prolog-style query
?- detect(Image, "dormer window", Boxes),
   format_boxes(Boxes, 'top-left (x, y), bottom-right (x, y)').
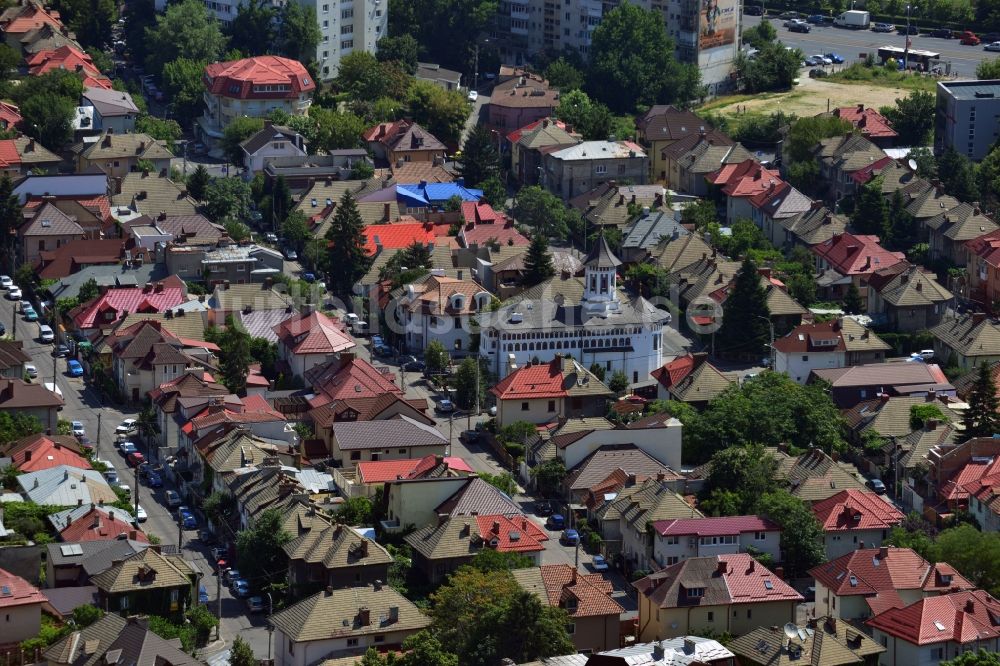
top-left (450, 294), bottom-right (465, 310)
top-left (686, 587), bottom-right (705, 598)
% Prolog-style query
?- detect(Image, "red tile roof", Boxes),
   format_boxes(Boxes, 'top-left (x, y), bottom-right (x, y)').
top-left (474, 514), bottom-right (548, 552)
top-left (4, 434), bottom-right (90, 473)
top-left (0, 101), bottom-right (21, 131)
top-left (851, 155), bottom-right (894, 185)
top-left (357, 455), bottom-right (473, 484)
top-left (635, 554), bottom-right (802, 608)
top-left (27, 45), bottom-right (104, 83)
top-left (490, 358), bottom-right (567, 400)
top-left (833, 105), bottom-right (899, 139)
top-left (941, 456), bottom-right (1000, 502)
top-left (653, 515), bottom-right (779, 537)
top-left (459, 201), bottom-right (529, 247)
top-left (967, 228), bottom-right (1000, 268)
top-left (203, 56), bottom-right (315, 99)
top-left (505, 117), bottom-right (570, 143)
top-left (809, 547), bottom-right (974, 608)
top-left (58, 507), bottom-right (149, 543)
top-left (273, 311), bottom-right (355, 355)
top-left (184, 395), bottom-right (284, 434)
top-left (310, 357), bottom-right (402, 404)
top-left (707, 159), bottom-right (782, 197)
top-left (650, 353), bottom-right (698, 390)
top-left (811, 233), bottom-right (906, 276)
top-left (0, 140), bottom-right (21, 169)
top-left (535, 564), bottom-right (625, 617)
top-left (0, 567), bottom-right (46, 610)
top-left (70, 279), bottom-right (186, 330)
top-left (867, 590), bottom-right (1000, 645)
top-left (1, 4), bottom-right (62, 35)
top-left (811, 489), bottom-right (904, 532)
top-left (363, 222), bottom-right (437, 255)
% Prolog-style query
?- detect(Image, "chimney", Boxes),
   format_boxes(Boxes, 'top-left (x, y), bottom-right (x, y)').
top-left (24, 449), bottom-right (31, 461)
top-left (916, 282), bottom-right (922, 292)
top-left (683, 638), bottom-right (696, 655)
top-left (325, 586), bottom-right (333, 596)
top-left (774, 566), bottom-right (784, 579)
top-left (626, 473), bottom-right (637, 487)
top-left (357, 607), bottom-right (370, 626)
top-left (373, 579), bottom-right (382, 591)
top-left (102, 134), bottom-right (112, 148)
top-left (857, 103), bottom-right (864, 112)
top-left (826, 616), bottom-right (837, 632)
top-left (973, 312), bottom-right (987, 325)
top-left (388, 606), bottom-right (399, 623)
top-left (716, 560), bottom-right (728, 575)
top-left (966, 599), bottom-right (975, 613)
top-left (926, 390), bottom-right (938, 401)
top-left (926, 418), bottom-right (939, 431)
top-left (879, 546), bottom-right (889, 559)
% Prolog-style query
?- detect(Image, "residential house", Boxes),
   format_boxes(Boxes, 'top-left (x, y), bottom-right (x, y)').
top-left (664, 131), bottom-right (747, 195)
top-left (925, 202), bottom-right (999, 265)
top-left (635, 554), bottom-right (802, 641)
top-left (812, 489), bottom-right (904, 560)
top-left (931, 313), bottom-right (1000, 371)
top-left (171, 241), bottom-right (283, 286)
top-left (650, 353), bottom-right (733, 408)
top-left (44, 615), bottom-right (200, 666)
top-left (240, 122), bottom-right (306, 173)
top-left (0, 0), bottom-right (64, 50)
top-left (36, 239), bottom-right (126, 280)
top-left (57, 505), bottom-right (148, 544)
top-left (636, 105), bottom-right (710, 182)
top-left (568, 182), bottom-right (666, 230)
top-left (867, 264), bottom-right (953, 333)
top-left (809, 362), bottom-right (954, 408)
top-left (22, 190), bottom-right (114, 239)
top-left (199, 56), bottom-right (314, 142)
top-left (485, 71), bottom-right (560, 132)
top-left (649, 233), bottom-right (714, 275)
top-left (270, 584), bottom-right (431, 666)
top-left (126, 212), bottom-right (222, 247)
top-left (192, 426), bottom-right (287, 496)
top-left (730, 618), bottom-right (884, 666)
top-left (274, 310), bottom-right (355, 381)
top-left (766, 205), bottom-right (848, 250)
top-left (45, 536), bottom-right (146, 588)
top-left (283, 507), bottom-right (392, 593)
top-left (0, 567), bottom-right (45, 646)
top-left (0, 137), bottom-right (60, 177)
top-left (749, 182), bottom-right (815, 244)
top-left (811, 234), bottom-right (906, 307)
top-left (810, 547), bottom-right (974, 621)
top-left (867, 590), bottom-right (1000, 666)
top-left (565, 444), bottom-right (679, 507)
top-left (773, 318), bottom-right (891, 384)
top-left (541, 141), bottom-right (649, 201)
top-left (0, 340), bottom-right (32, 378)
top-left (902, 181), bottom-right (962, 234)
top-left (90, 548), bottom-right (197, 619)
top-left (80, 87), bottom-right (138, 134)
top-left (363, 120), bottom-right (446, 167)
top-left (207, 281), bottom-right (293, 326)
top-left (389, 180), bottom-right (484, 211)
top-left (831, 105), bottom-right (899, 147)
top-left (406, 514), bottom-right (548, 583)
top-left (414, 62), bottom-right (461, 90)
top-left (531, 636), bottom-right (736, 666)
top-left (381, 476), bottom-right (521, 536)
top-left (926, 436), bottom-right (1000, 514)
top-left (305, 355), bottom-right (402, 408)
top-left (457, 200), bottom-right (530, 249)
top-left (0, 378), bottom-right (64, 425)
top-left (20, 201), bottom-right (85, 265)
top-left (1, 434), bottom-right (90, 473)
top-left (111, 172), bottom-right (198, 218)
top-left (0, 102), bottom-right (20, 132)
top-left (812, 134), bottom-right (890, 202)
top-left (353, 455), bottom-right (472, 498)
top-left (966, 228), bottom-right (1000, 307)
top-left (69, 277), bottom-right (187, 334)
top-left (327, 416), bottom-right (447, 467)
top-left (17, 466), bottom-right (115, 505)
top-left (490, 356), bottom-right (613, 427)
top-left (149, 369), bottom-right (229, 455)
top-left (706, 160), bottom-right (783, 225)
top-left (394, 273), bottom-right (492, 354)
top-left (553, 412), bottom-right (684, 474)
top-left (652, 516), bottom-right (781, 568)
top-left (306, 394), bottom-right (432, 461)
top-left (513, 564), bottom-right (624, 653)
top-left (707, 268), bottom-right (809, 335)
top-left (509, 118), bottom-right (580, 185)
top-left (844, 393), bottom-right (962, 447)
top-left (262, 153), bottom-right (372, 192)
top-left (107, 320), bottom-right (216, 402)
top-left (181, 394), bottom-right (288, 450)
top-left (27, 44), bottom-right (110, 89)
top-left (74, 133), bottom-right (173, 178)
top-left (619, 209), bottom-right (689, 263)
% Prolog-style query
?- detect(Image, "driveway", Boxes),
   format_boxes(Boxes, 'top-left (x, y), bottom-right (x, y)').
top-left (459, 94), bottom-right (490, 149)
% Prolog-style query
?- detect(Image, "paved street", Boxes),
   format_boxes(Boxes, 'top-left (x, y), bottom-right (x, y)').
top-left (747, 14), bottom-right (992, 77)
top-left (460, 94), bottom-right (490, 149)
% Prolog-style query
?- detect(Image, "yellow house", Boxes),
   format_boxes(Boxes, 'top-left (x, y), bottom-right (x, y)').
top-left (75, 132), bottom-right (173, 178)
top-left (635, 554), bottom-right (802, 641)
top-left (0, 566), bottom-right (47, 645)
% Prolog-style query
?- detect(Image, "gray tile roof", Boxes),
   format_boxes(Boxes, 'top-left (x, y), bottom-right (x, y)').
top-left (932, 315), bottom-right (1000, 358)
top-left (18, 466), bottom-right (117, 505)
top-left (112, 173), bottom-right (197, 218)
top-left (567, 445), bottom-right (673, 492)
top-left (45, 615), bottom-right (199, 666)
top-left (622, 211), bottom-right (688, 252)
top-left (21, 201), bottom-right (84, 237)
top-left (435, 477), bottom-right (521, 516)
top-left (82, 87), bottom-right (139, 117)
top-left (332, 415), bottom-right (446, 451)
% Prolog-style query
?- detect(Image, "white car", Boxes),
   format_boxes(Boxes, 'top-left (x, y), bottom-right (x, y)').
top-left (165, 489), bottom-right (182, 508)
top-left (7, 286), bottom-right (21, 300)
top-left (986, 41), bottom-right (1000, 51)
top-left (811, 54), bottom-right (833, 64)
top-left (116, 418), bottom-right (138, 435)
top-left (468, 90), bottom-right (479, 102)
top-left (24, 363), bottom-right (37, 379)
top-left (135, 504), bottom-right (147, 523)
top-left (0, 275), bottom-right (11, 289)
top-left (71, 421), bottom-right (85, 437)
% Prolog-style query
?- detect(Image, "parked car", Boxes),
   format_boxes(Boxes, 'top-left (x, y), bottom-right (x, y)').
top-left (435, 398), bottom-right (455, 414)
top-left (127, 451), bottom-right (145, 467)
top-left (872, 22), bottom-right (895, 32)
top-left (459, 430), bottom-right (480, 445)
top-left (788, 21), bottom-right (811, 32)
top-left (301, 272), bottom-right (316, 282)
top-left (811, 54), bottom-right (833, 64)
top-left (222, 568), bottom-right (240, 584)
top-left (866, 478), bottom-right (887, 494)
top-left (825, 52), bottom-right (845, 63)
top-left (536, 500), bottom-right (553, 517)
top-left (982, 32), bottom-right (1000, 42)
top-left (783, 18), bottom-right (806, 27)
top-left (67, 360), bottom-right (83, 377)
top-left (199, 585), bottom-right (209, 604)
top-left (264, 232), bottom-right (278, 243)
top-left (135, 504), bottom-right (147, 523)
top-left (561, 529), bottom-right (580, 546)
top-left (918, 349), bottom-right (935, 360)
top-left (119, 441), bottom-right (137, 455)
top-left (146, 471), bottom-right (163, 488)
top-left (778, 11), bottom-right (802, 19)
top-left (809, 68), bottom-right (829, 78)
top-left (7, 286), bottom-right (21, 300)
top-left (961, 30), bottom-right (981, 44)
top-left (22, 304), bottom-right (37, 321)
top-left (283, 248), bottom-right (298, 260)
top-left (0, 275), bottom-right (11, 289)
top-left (23, 363), bottom-right (35, 379)
top-left (547, 514), bottom-right (565, 530)
top-left (232, 579), bottom-right (251, 598)
top-left (807, 14), bottom-right (829, 24)
top-left (929, 27), bottom-right (954, 37)
top-left (116, 419), bottom-right (137, 435)
top-left (467, 90), bottom-right (478, 102)
top-left (591, 555), bottom-right (609, 572)
top-left (178, 507), bottom-right (197, 529)
top-left (77, 435), bottom-right (93, 452)
top-left (211, 546), bottom-right (229, 563)
top-left (743, 4), bottom-right (762, 15)
top-left (165, 489), bottom-right (182, 508)
top-left (71, 421), bottom-right (85, 437)
top-left (53, 343), bottom-right (69, 358)
top-left (986, 41), bottom-right (1000, 51)
top-left (898, 24), bottom-right (919, 34)
top-left (246, 596), bottom-right (264, 612)
top-left (401, 356), bottom-right (425, 372)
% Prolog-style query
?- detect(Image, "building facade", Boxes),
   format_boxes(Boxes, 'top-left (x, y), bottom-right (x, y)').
top-left (935, 80), bottom-right (1000, 161)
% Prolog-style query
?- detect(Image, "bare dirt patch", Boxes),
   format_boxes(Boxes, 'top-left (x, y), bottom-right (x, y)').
top-left (704, 77), bottom-right (913, 119)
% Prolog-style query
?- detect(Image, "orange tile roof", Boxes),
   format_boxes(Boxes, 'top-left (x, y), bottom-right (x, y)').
top-left (203, 56), bottom-right (315, 99)
top-left (0, 140), bottom-right (21, 168)
top-left (811, 489), bottom-right (904, 532)
top-left (273, 311), bottom-right (355, 355)
top-left (708, 159), bottom-right (783, 198)
top-left (363, 222), bottom-right (437, 255)
top-left (809, 547), bottom-right (973, 603)
top-left (537, 564), bottom-right (624, 617)
top-left (867, 590), bottom-right (1000, 645)
top-left (0, 567), bottom-right (46, 610)
top-left (490, 358), bottom-right (567, 400)
top-left (59, 507), bottom-right (149, 543)
top-left (475, 514), bottom-right (548, 552)
top-left (4, 434), bottom-right (90, 472)
top-left (811, 233), bottom-right (906, 276)
top-left (2, 3), bottom-right (62, 35)
top-left (833, 105), bottom-right (898, 139)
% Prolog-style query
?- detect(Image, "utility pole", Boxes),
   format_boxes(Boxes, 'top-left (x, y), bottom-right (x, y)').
top-left (96, 413), bottom-right (102, 458)
top-left (134, 460), bottom-right (140, 526)
top-left (473, 42), bottom-right (479, 94)
top-left (216, 565), bottom-right (222, 639)
top-left (903, 4), bottom-right (912, 71)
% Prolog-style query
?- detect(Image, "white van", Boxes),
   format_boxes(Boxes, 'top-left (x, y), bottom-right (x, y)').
top-left (351, 320), bottom-right (369, 336)
top-left (38, 324), bottom-right (54, 343)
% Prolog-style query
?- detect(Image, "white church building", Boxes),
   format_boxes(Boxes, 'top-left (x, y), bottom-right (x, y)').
top-left (478, 235), bottom-right (678, 383)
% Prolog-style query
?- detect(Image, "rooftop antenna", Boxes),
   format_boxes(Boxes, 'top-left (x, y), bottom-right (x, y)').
top-left (783, 622), bottom-right (799, 651)
top-left (907, 158), bottom-right (918, 172)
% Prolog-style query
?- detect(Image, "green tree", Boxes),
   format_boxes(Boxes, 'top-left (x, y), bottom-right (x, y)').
top-left (843, 283), bottom-right (864, 315)
top-left (376, 34), bottom-right (420, 74)
top-left (122, 0), bottom-right (156, 66)
top-left (219, 315), bottom-right (252, 394)
top-left (879, 91), bottom-right (935, 146)
top-left (0, 176), bottom-right (21, 273)
top-left (742, 19), bottom-right (777, 49)
top-left (453, 357), bottom-right (487, 411)
top-left (71, 605), bottom-right (102, 627)
top-left (785, 115), bottom-right (854, 163)
top-left (136, 406), bottom-right (160, 445)
top-left (478, 472), bottom-right (518, 496)
top-left (333, 496), bottom-right (373, 525)
top-left (544, 57), bottom-right (584, 90)
top-left (588, 2), bottom-right (701, 112)
top-left (398, 631), bottom-right (458, 666)
top-left (0, 44), bottom-right (19, 81)
top-left (424, 340), bottom-right (449, 375)
top-left (700, 443), bottom-right (778, 515)
top-left (325, 190), bottom-right (370, 294)
top-left (235, 508), bottom-right (291, 590)
top-left (458, 126), bottom-right (500, 187)
top-left (378, 240), bottom-right (433, 287)
top-left (979, 59), bottom-right (1000, 79)
top-left (406, 80), bottom-right (469, 147)
top-left (608, 370), bottom-right (629, 395)
top-left (964, 361), bottom-right (1000, 438)
top-left (56, 0), bottom-right (116, 48)
top-left (717, 257), bottom-right (770, 357)
top-left (735, 41), bottom-right (803, 93)
top-left (757, 490), bottom-right (826, 577)
top-left (523, 233), bottom-right (555, 286)
top-left (144, 0), bottom-right (226, 75)
top-left (228, 635), bottom-right (257, 666)
top-left (221, 116), bottom-right (265, 166)
top-left (943, 651), bottom-right (1000, 666)
top-left (680, 199), bottom-right (717, 229)
top-left (935, 524), bottom-right (1000, 596)
top-left (136, 115), bottom-right (183, 146)
top-left (270, 175), bottom-right (293, 225)
top-left (512, 186), bottom-right (569, 239)
top-left (281, 211), bottom-right (312, 253)
top-left (851, 177), bottom-right (889, 236)
top-left (477, 175), bottom-right (506, 208)
top-left (226, 0), bottom-right (276, 57)
top-left (310, 107), bottom-right (367, 151)
top-left (530, 459), bottom-right (566, 498)
top-left (77, 277), bottom-right (99, 304)
top-left (278, 2), bottom-right (321, 63)
top-left (19, 92), bottom-right (75, 150)
top-left (386, 0), bottom-right (497, 74)
top-left (204, 177), bottom-right (253, 223)
top-left (938, 147), bottom-right (980, 203)
top-left (186, 165), bottom-right (210, 201)
top-left (160, 57), bottom-right (209, 126)
top-left (589, 362), bottom-right (606, 382)
top-left (554, 88), bottom-right (634, 141)
top-left (887, 189), bottom-right (918, 249)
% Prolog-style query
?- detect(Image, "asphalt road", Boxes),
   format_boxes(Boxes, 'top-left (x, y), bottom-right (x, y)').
top-left (746, 14), bottom-right (991, 77)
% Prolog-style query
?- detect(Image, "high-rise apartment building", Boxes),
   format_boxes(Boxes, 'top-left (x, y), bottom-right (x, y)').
top-left (492, 0), bottom-right (739, 96)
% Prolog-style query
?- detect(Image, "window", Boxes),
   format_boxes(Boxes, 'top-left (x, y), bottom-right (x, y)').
top-left (930, 648), bottom-right (944, 660)
top-left (321, 3), bottom-right (327, 10)
top-left (374, 636), bottom-right (385, 644)
top-left (665, 536), bottom-right (678, 545)
top-left (346, 638), bottom-right (359, 647)
top-left (595, 164), bottom-right (607, 175)
top-left (398, 449), bottom-right (406, 454)
top-left (341, 24), bottom-right (353, 34)
top-left (566, 623), bottom-right (576, 635)
top-left (322, 19), bottom-right (328, 27)
top-left (341, 40), bottom-right (354, 49)
top-left (754, 531), bottom-right (766, 540)
top-left (236, 264), bottom-right (245, 272)
top-left (120, 597), bottom-right (129, 609)
top-left (350, 451), bottom-right (360, 461)
top-left (618, 164), bottom-right (626, 174)
top-left (113, 161), bottom-right (120, 167)
top-left (522, 402), bottom-right (529, 411)
top-left (747, 609), bottom-right (752, 619)
top-left (666, 556), bottom-right (679, 565)
top-left (548, 400), bottom-right (556, 412)
top-left (686, 587), bottom-right (704, 598)
top-left (454, 316), bottom-right (462, 329)
top-left (341, 7), bottom-right (353, 18)
top-left (707, 611), bottom-right (714, 621)
top-left (802, 355), bottom-right (809, 361)
top-left (289, 640), bottom-right (294, 655)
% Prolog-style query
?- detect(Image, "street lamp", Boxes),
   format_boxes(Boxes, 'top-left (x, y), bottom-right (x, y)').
top-left (903, 5), bottom-right (912, 71)
top-left (753, 314), bottom-right (775, 368)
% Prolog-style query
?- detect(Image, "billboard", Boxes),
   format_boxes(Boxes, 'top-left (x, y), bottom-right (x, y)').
top-left (699, 0), bottom-right (738, 52)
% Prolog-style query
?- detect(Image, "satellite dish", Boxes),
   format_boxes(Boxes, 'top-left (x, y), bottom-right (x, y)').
top-left (783, 623), bottom-right (799, 640)
top-left (908, 158), bottom-right (918, 171)
top-left (797, 628), bottom-right (808, 642)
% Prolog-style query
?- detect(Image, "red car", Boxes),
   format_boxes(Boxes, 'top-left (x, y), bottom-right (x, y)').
top-left (961, 30), bottom-right (981, 45)
top-left (127, 452), bottom-right (145, 467)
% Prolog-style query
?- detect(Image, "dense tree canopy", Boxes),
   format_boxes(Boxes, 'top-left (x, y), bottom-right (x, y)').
top-left (144, 0), bottom-right (226, 75)
top-left (879, 91), bottom-right (935, 146)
